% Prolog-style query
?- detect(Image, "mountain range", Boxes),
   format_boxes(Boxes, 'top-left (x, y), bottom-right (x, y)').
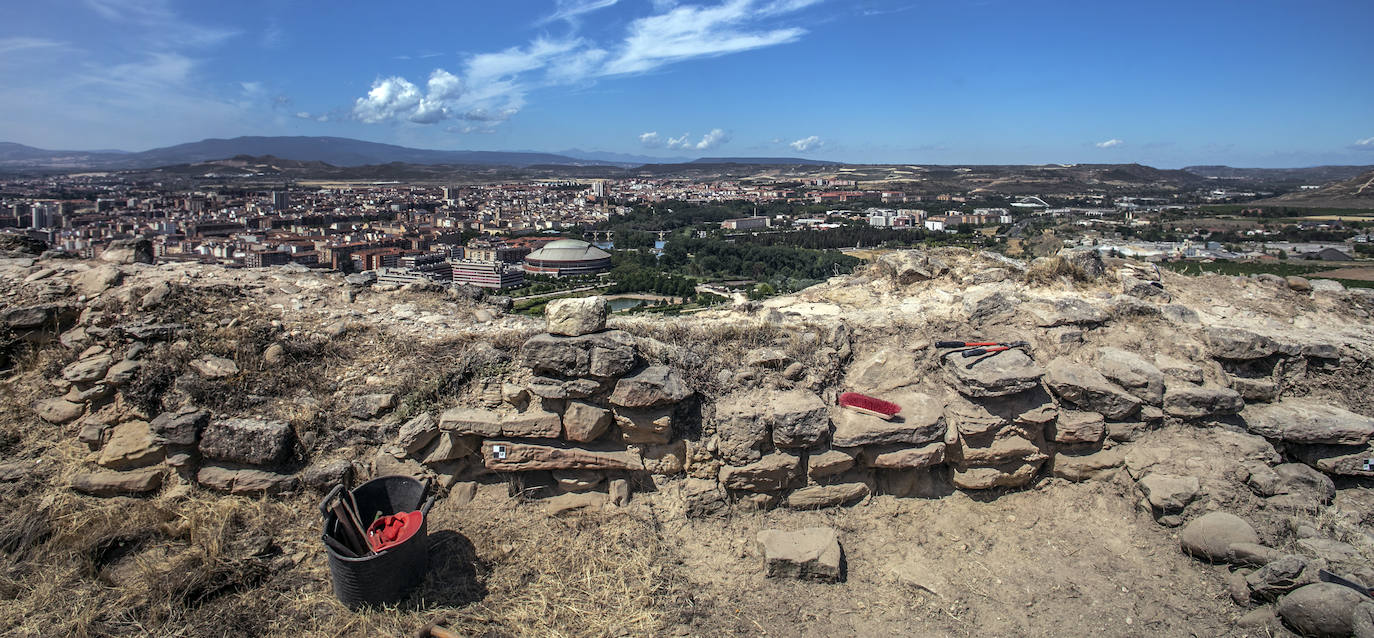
top-left (0, 136), bottom-right (817, 172)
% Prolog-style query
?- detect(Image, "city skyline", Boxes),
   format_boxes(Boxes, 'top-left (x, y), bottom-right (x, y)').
top-left (2, 0), bottom-right (1372, 167)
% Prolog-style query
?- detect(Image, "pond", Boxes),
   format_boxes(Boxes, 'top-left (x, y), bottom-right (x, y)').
top-left (607, 298), bottom-right (646, 311)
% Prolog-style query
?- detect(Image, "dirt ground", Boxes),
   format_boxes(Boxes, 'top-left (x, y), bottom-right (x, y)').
top-left (1311, 267), bottom-right (1374, 282)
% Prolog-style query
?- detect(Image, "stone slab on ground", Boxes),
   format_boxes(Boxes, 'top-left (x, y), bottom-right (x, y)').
top-left (1244, 400), bottom-right (1374, 446)
top-left (70, 467), bottom-right (163, 496)
top-left (756, 527), bottom-right (843, 582)
top-left (1180, 511), bottom-right (1260, 562)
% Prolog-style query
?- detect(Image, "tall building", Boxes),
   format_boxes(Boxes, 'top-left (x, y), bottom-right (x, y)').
top-left (272, 191), bottom-right (290, 211)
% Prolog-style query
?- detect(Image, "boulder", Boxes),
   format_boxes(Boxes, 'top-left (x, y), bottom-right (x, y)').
top-left (1162, 383), bottom-right (1244, 419)
top-left (189, 355), bottom-right (239, 379)
top-left (1051, 448), bottom-right (1124, 482)
top-left (608, 365), bottom-right (691, 408)
top-left (1095, 348), bottom-right (1165, 405)
top-left (944, 387), bottom-right (1058, 437)
top-left (545, 296), bottom-right (608, 336)
top-left (99, 238), bottom-right (153, 264)
top-left (149, 406), bottom-right (209, 446)
top-left (952, 434), bottom-right (1045, 466)
top-left (1287, 276), bottom-right (1312, 292)
top-left (845, 348), bottom-right (921, 394)
top-left (1244, 400), bottom-right (1374, 446)
top-left (562, 401), bottom-right (612, 442)
top-left (951, 460), bottom-right (1041, 489)
top-left (97, 421), bottom-right (165, 470)
top-left (831, 398), bottom-right (946, 448)
top-left (786, 483), bottom-right (870, 509)
top-left (1048, 410), bottom-right (1105, 444)
top-left (612, 406), bottom-right (674, 445)
top-left (198, 417), bottom-right (295, 467)
top-left (1044, 359), bottom-right (1141, 419)
top-left (348, 393), bottom-right (396, 419)
top-left (1276, 583), bottom-right (1368, 638)
top-left (1138, 473), bottom-right (1200, 515)
top-left (197, 465), bottom-right (299, 495)
top-left (437, 406), bottom-right (562, 439)
top-left (418, 431), bottom-right (479, 464)
top-left (1273, 463), bottom-right (1337, 503)
top-left (756, 527), bottom-right (843, 582)
top-left (480, 440), bottom-right (641, 471)
top-left (682, 478), bottom-right (729, 518)
top-left (1180, 512), bottom-right (1259, 562)
top-left (1226, 542), bottom-right (1282, 568)
top-left (1205, 327), bottom-right (1277, 360)
top-left (1229, 376), bottom-right (1277, 402)
top-left (634, 440), bottom-right (687, 475)
top-left (35, 397), bottom-right (84, 424)
top-left (70, 467), bottom-right (163, 496)
top-left (102, 359), bottom-right (142, 386)
top-left (1289, 442), bottom-right (1374, 477)
top-left (1154, 355), bottom-right (1204, 384)
top-left (963, 289), bottom-right (1017, 322)
top-left (1029, 298), bottom-right (1109, 327)
top-left (947, 348), bottom-right (1044, 397)
top-left (875, 250), bottom-right (947, 285)
top-left (301, 459), bottom-right (353, 490)
top-left (719, 453), bottom-right (802, 492)
top-left (62, 355), bottom-right (114, 383)
top-left (528, 376), bottom-right (607, 400)
top-left (1246, 555), bottom-right (1321, 601)
top-left (712, 391), bottom-right (773, 464)
top-left (862, 442), bottom-right (946, 469)
top-left (521, 331), bottom-right (637, 379)
top-left (769, 389), bottom-right (830, 448)
top-left (75, 265), bottom-right (122, 295)
top-left (396, 413), bottom-right (441, 455)
top-left (808, 449), bottom-right (858, 479)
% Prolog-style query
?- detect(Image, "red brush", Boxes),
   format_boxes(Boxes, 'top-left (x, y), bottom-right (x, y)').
top-left (839, 392), bottom-right (901, 420)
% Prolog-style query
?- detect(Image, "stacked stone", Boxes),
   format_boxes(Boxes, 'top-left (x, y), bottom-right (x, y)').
top-left (942, 349), bottom-right (1057, 489)
top-left (397, 297), bottom-right (695, 507)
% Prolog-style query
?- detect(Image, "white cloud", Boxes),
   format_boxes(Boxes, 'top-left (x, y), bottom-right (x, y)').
top-left (789, 135), bottom-right (821, 151)
top-left (603, 0), bottom-right (810, 75)
top-left (1354, 137), bottom-right (1374, 150)
top-left (540, 0), bottom-right (621, 25)
top-left (351, 0), bottom-right (820, 129)
top-left (639, 131), bottom-right (662, 147)
top-left (85, 0), bottom-right (238, 47)
top-left (1096, 138), bottom-right (1124, 148)
top-left (0, 37), bottom-right (68, 56)
top-left (664, 128), bottom-right (729, 150)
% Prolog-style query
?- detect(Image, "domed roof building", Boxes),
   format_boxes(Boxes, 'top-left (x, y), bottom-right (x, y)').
top-left (523, 239), bottom-right (612, 277)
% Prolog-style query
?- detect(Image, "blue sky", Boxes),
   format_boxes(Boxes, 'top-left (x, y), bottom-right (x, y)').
top-left (1, 0), bottom-right (1371, 167)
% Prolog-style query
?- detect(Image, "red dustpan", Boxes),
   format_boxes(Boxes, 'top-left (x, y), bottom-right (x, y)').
top-left (366, 510), bottom-right (424, 551)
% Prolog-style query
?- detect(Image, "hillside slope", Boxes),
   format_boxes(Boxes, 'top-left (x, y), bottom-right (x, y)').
top-left (1, 244), bottom-right (1372, 636)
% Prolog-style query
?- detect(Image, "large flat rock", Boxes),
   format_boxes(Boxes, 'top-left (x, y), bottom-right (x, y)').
top-left (1244, 400), bottom-right (1374, 445)
top-left (1044, 358), bottom-right (1141, 420)
top-left (946, 349), bottom-right (1044, 397)
top-left (480, 440), bottom-right (641, 472)
top-left (756, 527), bottom-right (843, 582)
top-left (830, 390), bottom-right (945, 447)
top-left (198, 417), bottom-right (295, 467)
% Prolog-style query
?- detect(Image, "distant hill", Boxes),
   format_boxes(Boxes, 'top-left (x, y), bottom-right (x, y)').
top-left (689, 157), bottom-right (840, 166)
top-left (1183, 165), bottom-right (1374, 183)
top-left (1249, 169), bottom-right (1374, 209)
top-left (0, 136), bottom-right (622, 171)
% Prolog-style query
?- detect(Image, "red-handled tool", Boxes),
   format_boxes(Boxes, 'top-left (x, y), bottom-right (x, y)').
top-left (960, 341), bottom-right (1030, 357)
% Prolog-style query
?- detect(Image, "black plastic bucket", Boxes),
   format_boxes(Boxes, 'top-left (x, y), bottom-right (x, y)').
top-left (319, 475), bottom-right (435, 608)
